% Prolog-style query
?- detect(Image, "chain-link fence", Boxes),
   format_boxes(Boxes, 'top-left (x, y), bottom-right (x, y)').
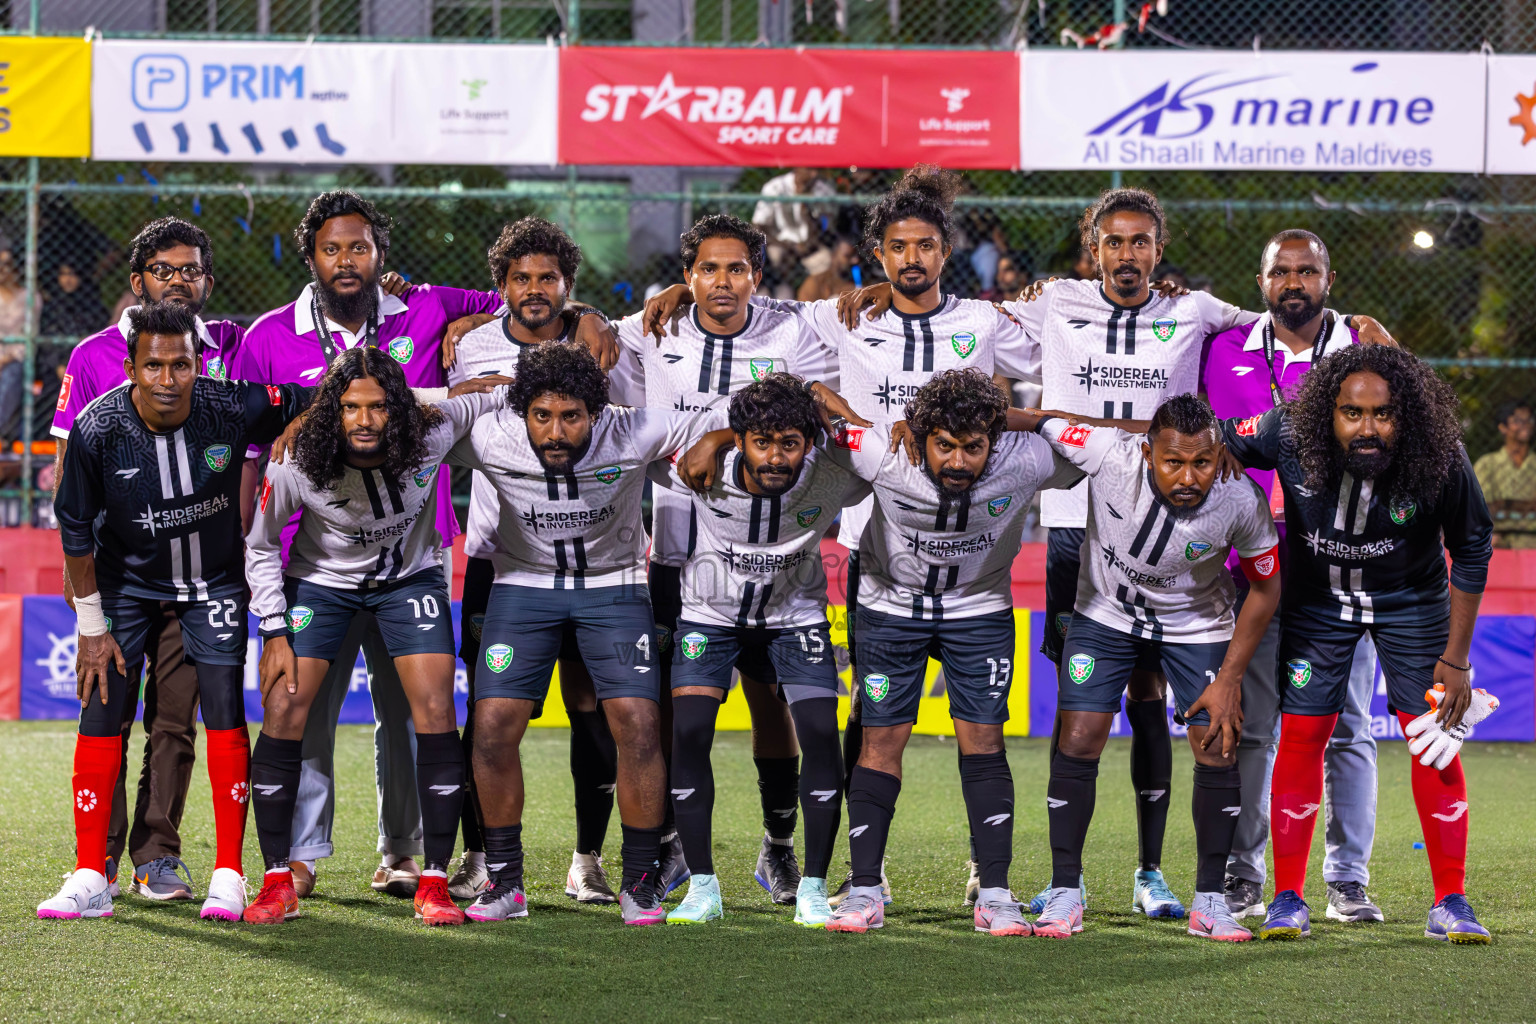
top-left (1, 1), bottom-right (1533, 525)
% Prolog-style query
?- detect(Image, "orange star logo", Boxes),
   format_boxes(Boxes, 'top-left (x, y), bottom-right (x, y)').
top-left (1510, 85), bottom-right (1536, 145)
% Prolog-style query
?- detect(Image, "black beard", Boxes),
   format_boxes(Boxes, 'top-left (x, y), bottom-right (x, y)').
top-left (534, 436), bottom-right (591, 471)
top-left (318, 271), bottom-right (380, 325)
top-left (1268, 289), bottom-right (1327, 332)
top-left (893, 272), bottom-right (935, 298)
top-left (155, 286), bottom-right (207, 317)
top-left (749, 464), bottom-right (796, 496)
top-left (1343, 446), bottom-right (1394, 480)
top-left (511, 295), bottom-right (566, 332)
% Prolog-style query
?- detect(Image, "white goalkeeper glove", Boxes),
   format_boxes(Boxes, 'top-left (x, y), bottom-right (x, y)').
top-left (1403, 684), bottom-right (1500, 770)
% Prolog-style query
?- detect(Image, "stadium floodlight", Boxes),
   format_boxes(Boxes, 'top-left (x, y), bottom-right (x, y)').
top-left (1413, 230), bottom-right (1435, 249)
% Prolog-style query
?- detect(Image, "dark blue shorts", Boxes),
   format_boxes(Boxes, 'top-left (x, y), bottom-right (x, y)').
top-left (476, 583), bottom-right (660, 704)
top-left (853, 606), bottom-right (1015, 728)
top-left (670, 619), bottom-right (838, 703)
top-left (284, 568), bottom-right (455, 660)
top-left (1041, 527), bottom-right (1085, 664)
top-left (1057, 613), bottom-right (1226, 726)
top-left (1279, 601), bottom-right (1447, 717)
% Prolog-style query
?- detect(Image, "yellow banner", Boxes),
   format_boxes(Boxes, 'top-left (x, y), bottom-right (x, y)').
top-left (530, 606), bottom-right (1035, 737)
top-left (0, 38), bottom-right (91, 157)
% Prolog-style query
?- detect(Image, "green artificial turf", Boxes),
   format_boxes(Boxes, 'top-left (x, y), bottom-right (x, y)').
top-left (2, 722), bottom-right (1532, 1023)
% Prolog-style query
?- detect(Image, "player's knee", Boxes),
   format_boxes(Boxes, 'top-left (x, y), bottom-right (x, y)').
top-left (605, 699), bottom-right (663, 753)
top-left (1057, 715), bottom-right (1109, 760)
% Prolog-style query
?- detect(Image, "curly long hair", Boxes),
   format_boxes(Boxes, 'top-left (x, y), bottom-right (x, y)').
top-left (862, 164), bottom-right (963, 256)
top-left (1077, 186), bottom-right (1168, 250)
top-left (905, 368), bottom-right (1008, 449)
top-left (292, 347), bottom-right (441, 492)
top-left (729, 372), bottom-right (820, 443)
top-left (487, 216), bottom-right (582, 290)
top-left (508, 342), bottom-right (609, 419)
top-left (1288, 345), bottom-right (1463, 509)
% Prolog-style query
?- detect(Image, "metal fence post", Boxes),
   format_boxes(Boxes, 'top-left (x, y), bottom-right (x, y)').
top-left (20, 158), bottom-right (37, 524)
top-left (570, 0), bottom-right (582, 42)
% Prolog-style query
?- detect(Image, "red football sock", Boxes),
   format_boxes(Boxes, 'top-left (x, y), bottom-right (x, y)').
top-left (205, 727), bottom-right (252, 874)
top-left (1396, 710), bottom-right (1468, 902)
top-left (72, 734), bottom-right (123, 874)
top-left (1268, 712), bottom-right (1337, 898)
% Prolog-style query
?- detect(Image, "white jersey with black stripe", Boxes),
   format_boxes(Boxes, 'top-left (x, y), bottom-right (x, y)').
top-left (610, 304), bottom-right (837, 568)
top-left (651, 444), bottom-right (871, 629)
top-left (447, 403), bottom-right (718, 589)
top-left (246, 392), bottom-right (496, 635)
top-left (831, 422), bottom-right (1081, 620)
top-left (1038, 417), bottom-right (1277, 643)
top-left (786, 293), bottom-right (1040, 550)
top-left (1003, 279), bottom-right (1253, 528)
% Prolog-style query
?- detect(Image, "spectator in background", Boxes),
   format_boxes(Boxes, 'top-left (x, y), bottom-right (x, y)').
top-left (41, 263), bottom-right (107, 338)
top-left (1069, 240), bottom-right (1097, 280)
top-left (0, 242), bottom-right (31, 337)
top-left (1153, 262), bottom-right (1190, 291)
top-left (1474, 399), bottom-right (1536, 549)
top-left (978, 252), bottom-right (1027, 302)
top-left (796, 235), bottom-right (861, 302)
top-left (752, 168), bottom-right (836, 287)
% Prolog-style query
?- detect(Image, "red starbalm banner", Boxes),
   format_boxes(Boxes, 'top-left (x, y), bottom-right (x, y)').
top-left (559, 46), bottom-right (1020, 169)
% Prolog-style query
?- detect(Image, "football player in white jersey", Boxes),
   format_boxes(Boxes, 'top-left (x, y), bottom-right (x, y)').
top-left (610, 215), bottom-right (843, 904)
top-left (444, 343), bottom-right (716, 926)
top-left (819, 369), bottom-right (1082, 936)
top-left (1025, 394), bottom-right (1281, 942)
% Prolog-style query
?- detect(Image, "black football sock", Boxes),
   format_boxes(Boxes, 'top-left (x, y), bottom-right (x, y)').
top-left (755, 755), bottom-right (800, 841)
top-left (458, 711), bottom-right (484, 853)
top-left (960, 751), bottom-right (1015, 891)
top-left (249, 733), bottom-right (302, 872)
top-left (1048, 753), bottom-right (1099, 889)
top-left (847, 766), bottom-right (900, 889)
top-left (483, 824), bottom-right (524, 888)
top-left (1127, 697), bottom-right (1172, 871)
top-left (620, 823), bottom-right (664, 889)
top-left (959, 745), bottom-right (978, 869)
top-left (414, 730), bottom-right (465, 873)
top-left (842, 551), bottom-right (862, 794)
top-left (789, 698), bottom-right (843, 879)
top-left (1192, 761), bottom-right (1243, 893)
top-left (569, 708), bottom-right (617, 855)
top-left (669, 695), bottom-right (719, 875)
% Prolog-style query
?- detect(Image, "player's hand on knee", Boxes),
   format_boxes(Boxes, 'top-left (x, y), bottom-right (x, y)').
top-left (442, 313), bottom-right (498, 368)
top-left (259, 636), bottom-right (300, 702)
top-left (1190, 680), bottom-right (1243, 759)
top-left (75, 633), bottom-right (126, 707)
top-left (644, 284), bottom-right (691, 341)
top-left (447, 373), bottom-right (514, 398)
top-left (838, 282), bottom-right (891, 329)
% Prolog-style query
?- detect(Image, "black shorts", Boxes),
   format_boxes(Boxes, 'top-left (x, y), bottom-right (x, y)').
top-left (284, 568), bottom-right (454, 660)
top-left (1279, 601), bottom-right (1447, 717)
top-left (476, 583), bottom-right (660, 704)
top-left (853, 606), bottom-right (1015, 728)
top-left (1057, 613), bottom-right (1226, 726)
top-left (670, 619), bottom-right (838, 703)
top-left (1041, 527), bottom-right (1085, 664)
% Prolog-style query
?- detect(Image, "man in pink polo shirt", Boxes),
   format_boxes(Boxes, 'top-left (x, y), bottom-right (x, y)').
top-left (232, 191), bottom-right (504, 899)
top-left (50, 217), bottom-right (245, 904)
top-left (1200, 229), bottom-right (1383, 926)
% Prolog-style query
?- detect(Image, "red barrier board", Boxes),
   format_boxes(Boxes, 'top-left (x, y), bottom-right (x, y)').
top-left (559, 46), bottom-right (1020, 169)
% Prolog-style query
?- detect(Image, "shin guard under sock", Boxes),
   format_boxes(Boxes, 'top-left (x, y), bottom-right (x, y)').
top-left (249, 733), bottom-right (302, 871)
top-left (960, 752), bottom-right (1015, 890)
top-left (204, 727), bottom-right (251, 874)
top-left (755, 755), bottom-right (800, 840)
top-left (1126, 697), bottom-right (1172, 871)
top-left (570, 709), bottom-right (617, 855)
top-left (415, 730), bottom-right (466, 873)
top-left (1269, 712), bottom-right (1337, 897)
top-left (1191, 761), bottom-right (1242, 892)
top-left (788, 698), bottom-right (843, 879)
top-left (459, 715), bottom-right (483, 853)
top-left (620, 823), bottom-right (664, 888)
top-left (1396, 710), bottom-right (1469, 902)
top-left (483, 824), bottom-right (524, 888)
top-left (669, 695), bottom-right (720, 874)
top-left (71, 733), bottom-right (123, 874)
top-left (847, 766), bottom-right (900, 888)
top-left (1048, 753), bottom-right (1099, 889)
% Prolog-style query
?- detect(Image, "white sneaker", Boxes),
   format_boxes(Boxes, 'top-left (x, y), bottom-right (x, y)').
top-left (200, 867), bottom-right (248, 921)
top-left (38, 868), bottom-right (113, 920)
top-left (448, 852), bottom-right (490, 901)
top-left (565, 851), bottom-right (617, 904)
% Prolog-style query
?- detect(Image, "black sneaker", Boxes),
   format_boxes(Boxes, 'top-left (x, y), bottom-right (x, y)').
top-left (1223, 875), bottom-right (1265, 919)
top-left (827, 867), bottom-right (853, 909)
top-left (754, 836), bottom-right (801, 905)
top-left (658, 833), bottom-right (691, 898)
top-left (1326, 880), bottom-right (1385, 923)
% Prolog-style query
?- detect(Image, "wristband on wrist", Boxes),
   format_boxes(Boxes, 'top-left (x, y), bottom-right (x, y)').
top-left (1437, 656), bottom-right (1471, 672)
top-left (75, 591), bottom-right (108, 637)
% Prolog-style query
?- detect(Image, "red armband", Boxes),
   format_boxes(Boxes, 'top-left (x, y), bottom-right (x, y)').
top-left (1240, 545), bottom-right (1279, 581)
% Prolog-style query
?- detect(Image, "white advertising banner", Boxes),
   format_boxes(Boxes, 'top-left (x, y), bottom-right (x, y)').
top-left (1484, 55), bottom-right (1536, 174)
top-left (91, 40), bottom-right (559, 165)
top-left (1020, 50), bottom-right (1486, 173)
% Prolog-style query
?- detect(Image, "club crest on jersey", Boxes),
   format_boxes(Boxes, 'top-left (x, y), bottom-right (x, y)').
top-left (951, 332), bottom-right (977, 358)
top-left (413, 466), bottom-right (434, 488)
top-left (1055, 612), bottom-right (1071, 638)
top-left (988, 495), bottom-right (1012, 517)
top-left (748, 357), bottom-right (782, 381)
top-left (1236, 414), bottom-right (1261, 437)
top-left (468, 614), bottom-right (484, 640)
top-left (656, 627), bottom-right (672, 654)
top-left (205, 357), bottom-right (227, 381)
top-left (1185, 540), bottom-right (1212, 560)
top-left (680, 631), bottom-right (709, 660)
top-left (485, 644), bottom-right (514, 673)
top-left (1286, 659), bottom-right (1313, 688)
top-left (1067, 653), bottom-right (1095, 684)
top-left (594, 465), bottom-right (622, 485)
top-left (864, 674), bottom-right (890, 702)
top-left (796, 506), bottom-right (822, 528)
top-left (387, 337), bottom-right (414, 364)
top-left (1058, 424), bottom-right (1093, 448)
top-left (1253, 554), bottom-right (1277, 577)
top-left (288, 606), bottom-right (314, 633)
top-left (1390, 497), bottom-right (1417, 525)
top-left (1152, 317), bottom-right (1178, 342)
top-left (204, 444), bottom-right (232, 472)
